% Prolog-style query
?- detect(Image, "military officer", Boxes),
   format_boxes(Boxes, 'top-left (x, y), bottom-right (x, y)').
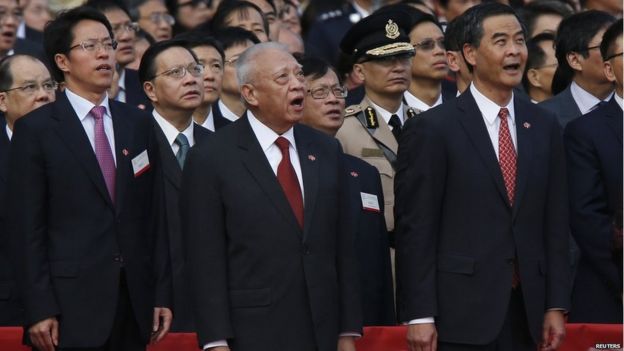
top-left (335, 10), bottom-right (417, 240)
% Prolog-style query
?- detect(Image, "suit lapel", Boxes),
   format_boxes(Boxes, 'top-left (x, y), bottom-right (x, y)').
top-left (295, 125), bottom-right (319, 242)
top-left (603, 97), bottom-right (623, 144)
top-left (511, 98), bottom-right (534, 219)
top-left (54, 94), bottom-right (113, 208)
top-left (153, 121), bottom-right (182, 190)
top-left (456, 91), bottom-right (510, 207)
top-left (213, 100), bottom-right (232, 130)
top-left (0, 121), bottom-right (9, 184)
top-left (110, 100), bottom-right (132, 215)
top-left (237, 116), bottom-right (302, 234)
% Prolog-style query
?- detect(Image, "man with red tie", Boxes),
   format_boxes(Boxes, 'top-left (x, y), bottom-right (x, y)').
top-left (395, 3), bottom-right (570, 351)
top-left (180, 42), bottom-right (362, 351)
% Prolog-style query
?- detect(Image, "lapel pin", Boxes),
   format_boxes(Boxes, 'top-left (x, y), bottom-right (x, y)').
top-left (308, 155), bottom-right (316, 161)
top-left (137, 104), bottom-right (146, 110)
top-left (523, 122), bottom-right (531, 129)
top-left (350, 171), bottom-right (359, 178)
top-left (122, 148), bottom-right (129, 156)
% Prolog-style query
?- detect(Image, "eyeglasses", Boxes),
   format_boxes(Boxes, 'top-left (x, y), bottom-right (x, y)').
top-left (69, 39), bottom-right (118, 52)
top-left (151, 63), bottom-right (205, 80)
top-left (0, 8), bottom-right (22, 24)
top-left (112, 22), bottom-right (139, 36)
top-left (224, 56), bottom-right (240, 66)
top-left (307, 86), bottom-right (348, 99)
top-left (579, 44), bottom-right (601, 53)
top-left (2, 80), bottom-right (58, 95)
top-left (536, 62), bottom-right (558, 69)
top-left (140, 12), bottom-right (175, 26)
top-left (413, 38), bottom-right (446, 51)
top-left (605, 52), bottom-right (623, 61)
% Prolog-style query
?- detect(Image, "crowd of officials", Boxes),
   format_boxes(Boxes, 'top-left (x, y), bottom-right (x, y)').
top-left (0, 0), bottom-right (621, 350)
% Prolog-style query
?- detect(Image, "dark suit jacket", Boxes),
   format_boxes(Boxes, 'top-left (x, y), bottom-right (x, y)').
top-left (124, 68), bottom-right (152, 111)
top-left (564, 97), bottom-right (623, 323)
top-left (13, 38), bottom-right (46, 66)
top-left (395, 90), bottom-right (570, 345)
top-left (6, 92), bottom-right (170, 348)
top-left (152, 120), bottom-right (212, 332)
top-left (539, 85), bottom-right (582, 128)
top-left (305, 3), bottom-right (357, 67)
top-left (212, 100), bottom-right (233, 131)
top-left (180, 115), bottom-right (362, 351)
top-left (343, 154), bottom-right (395, 326)
top-left (24, 26), bottom-right (43, 45)
top-left (0, 121), bottom-right (23, 326)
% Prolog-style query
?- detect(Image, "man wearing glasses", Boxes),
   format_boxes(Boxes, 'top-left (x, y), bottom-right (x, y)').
top-left (6, 7), bottom-right (172, 351)
top-left (336, 11), bottom-right (417, 245)
top-left (0, 54), bottom-right (55, 327)
top-left (131, 0), bottom-right (174, 42)
top-left (0, 0), bottom-right (45, 63)
top-left (139, 39), bottom-right (212, 332)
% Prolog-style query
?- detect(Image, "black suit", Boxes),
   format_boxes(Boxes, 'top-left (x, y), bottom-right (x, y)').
top-left (0, 121), bottom-right (23, 326)
top-left (395, 91), bottom-right (570, 346)
top-left (152, 120), bottom-right (212, 332)
top-left (212, 100), bottom-right (233, 131)
top-left (124, 69), bottom-right (152, 111)
top-left (24, 26), bottom-right (43, 45)
top-left (343, 154), bottom-right (395, 326)
top-left (181, 115), bottom-right (362, 351)
top-left (539, 85), bottom-right (582, 128)
top-left (6, 92), bottom-right (170, 348)
top-left (13, 38), bottom-right (46, 66)
top-left (564, 97), bottom-right (623, 323)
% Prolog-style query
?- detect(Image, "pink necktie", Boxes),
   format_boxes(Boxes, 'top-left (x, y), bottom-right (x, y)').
top-left (275, 137), bottom-right (304, 229)
top-left (498, 107), bottom-right (516, 206)
top-left (91, 106), bottom-right (116, 203)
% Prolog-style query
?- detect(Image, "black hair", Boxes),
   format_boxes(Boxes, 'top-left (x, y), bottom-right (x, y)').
top-left (125, 0), bottom-right (156, 21)
top-left (517, 0), bottom-right (573, 38)
top-left (136, 28), bottom-right (157, 45)
top-left (600, 18), bottom-right (623, 61)
top-left (44, 6), bottom-right (114, 82)
top-left (299, 56), bottom-right (340, 83)
top-left (175, 31), bottom-right (226, 62)
top-left (399, 0), bottom-right (435, 15)
top-left (138, 39), bottom-right (198, 83)
top-left (213, 26), bottom-right (260, 51)
top-left (522, 32), bottom-right (556, 92)
top-left (211, 0), bottom-right (269, 37)
top-left (83, 0), bottom-right (132, 19)
top-left (377, 4), bottom-right (442, 32)
top-left (554, 10), bottom-right (615, 86)
top-left (462, 3), bottom-right (525, 49)
top-left (444, 12), bottom-right (467, 52)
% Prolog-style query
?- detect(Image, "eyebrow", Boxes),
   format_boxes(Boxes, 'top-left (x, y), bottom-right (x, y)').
top-left (492, 30), bottom-right (524, 40)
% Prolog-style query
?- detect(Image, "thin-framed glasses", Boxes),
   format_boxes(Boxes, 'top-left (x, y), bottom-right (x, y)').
top-left (2, 80), bottom-right (58, 95)
top-left (605, 52), bottom-right (623, 61)
top-left (579, 44), bottom-right (601, 52)
top-left (413, 38), bottom-right (445, 51)
top-left (69, 39), bottom-right (118, 52)
top-left (151, 63), bottom-right (205, 80)
top-left (307, 86), bottom-right (348, 99)
top-left (112, 22), bottom-right (139, 35)
top-left (224, 56), bottom-right (240, 66)
top-left (141, 12), bottom-right (175, 26)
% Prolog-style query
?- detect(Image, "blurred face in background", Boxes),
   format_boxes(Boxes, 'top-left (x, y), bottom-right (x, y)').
top-left (176, 0), bottom-right (212, 30)
top-left (409, 21), bottom-right (448, 81)
top-left (0, 0), bottom-right (20, 55)
top-left (302, 69), bottom-right (346, 136)
top-left (22, 0), bottom-right (50, 32)
top-left (222, 40), bottom-right (253, 96)
top-left (246, 0), bottom-right (280, 40)
top-left (224, 7), bottom-right (268, 42)
top-left (190, 44), bottom-right (223, 106)
top-left (137, 0), bottom-right (173, 41)
top-left (530, 13), bottom-right (562, 38)
top-left (104, 8), bottom-right (136, 67)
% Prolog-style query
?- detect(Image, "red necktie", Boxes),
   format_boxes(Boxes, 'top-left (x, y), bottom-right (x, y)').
top-left (498, 107), bottom-right (516, 206)
top-left (275, 137), bottom-right (304, 229)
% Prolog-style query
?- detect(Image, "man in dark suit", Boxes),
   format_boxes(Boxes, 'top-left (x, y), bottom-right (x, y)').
top-left (299, 56), bottom-right (395, 326)
top-left (0, 0), bottom-right (45, 64)
top-left (181, 42), bottom-right (362, 351)
top-left (6, 7), bottom-right (172, 351)
top-left (0, 54), bottom-right (55, 326)
top-left (395, 4), bottom-right (570, 350)
top-left (139, 39), bottom-right (212, 332)
top-left (564, 19), bottom-right (623, 324)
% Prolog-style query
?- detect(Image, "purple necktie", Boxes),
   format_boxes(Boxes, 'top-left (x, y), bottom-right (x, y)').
top-left (91, 106), bottom-right (116, 203)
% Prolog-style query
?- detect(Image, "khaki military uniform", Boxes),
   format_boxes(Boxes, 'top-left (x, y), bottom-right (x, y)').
top-left (336, 97), bottom-right (419, 232)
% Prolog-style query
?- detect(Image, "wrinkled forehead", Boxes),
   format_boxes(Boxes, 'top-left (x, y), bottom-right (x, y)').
top-left (482, 14), bottom-right (523, 37)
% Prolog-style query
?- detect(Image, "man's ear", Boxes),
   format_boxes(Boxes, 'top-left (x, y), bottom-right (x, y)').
top-left (352, 63), bottom-right (366, 82)
top-left (54, 53), bottom-right (70, 76)
top-left (566, 52), bottom-right (583, 72)
top-left (143, 81), bottom-right (158, 103)
top-left (447, 52), bottom-right (460, 72)
top-left (603, 60), bottom-right (616, 83)
top-left (527, 68), bottom-right (543, 89)
top-left (0, 92), bottom-right (8, 113)
top-left (240, 83), bottom-right (258, 107)
top-left (462, 43), bottom-right (477, 68)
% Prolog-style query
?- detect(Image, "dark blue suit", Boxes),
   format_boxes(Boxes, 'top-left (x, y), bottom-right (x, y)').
top-left (539, 85), bottom-right (582, 128)
top-left (124, 68), bottom-right (152, 111)
top-left (305, 3), bottom-right (359, 66)
top-left (212, 100), bottom-right (233, 131)
top-left (343, 154), bottom-right (394, 326)
top-left (564, 96), bottom-right (623, 323)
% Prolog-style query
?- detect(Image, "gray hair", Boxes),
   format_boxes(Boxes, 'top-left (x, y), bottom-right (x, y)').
top-left (236, 42), bottom-right (290, 88)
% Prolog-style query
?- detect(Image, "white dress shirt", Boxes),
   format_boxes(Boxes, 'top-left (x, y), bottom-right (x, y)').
top-left (218, 99), bottom-right (240, 122)
top-left (152, 109), bottom-right (195, 156)
top-left (195, 109), bottom-right (215, 132)
top-left (368, 100), bottom-right (405, 130)
top-left (6, 125), bottom-right (12, 141)
top-left (116, 69), bottom-right (126, 103)
top-left (614, 93), bottom-right (622, 111)
top-left (404, 91), bottom-right (443, 111)
top-left (65, 88), bottom-right (116, 165)
top-left (570, 81), bottom-right (614, 115)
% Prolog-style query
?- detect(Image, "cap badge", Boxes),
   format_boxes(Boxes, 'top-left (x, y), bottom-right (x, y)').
top-left (385, 20), bottom-right (400, 39)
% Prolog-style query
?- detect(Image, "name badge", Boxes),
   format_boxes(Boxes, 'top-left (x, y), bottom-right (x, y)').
top-left (360, 192), bottom-right (380, 212)
top-left (132, 150), bottom-right (150, 177)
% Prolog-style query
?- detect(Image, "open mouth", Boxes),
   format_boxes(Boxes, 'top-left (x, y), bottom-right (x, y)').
top-left (96, 64), bottom-right (112, 72)
top-left (503, 63), bottom-right (521, 72)
top-left (1, 30), bottom-right (15, 40)
top-left (290, 96), bottom-right (304, 110)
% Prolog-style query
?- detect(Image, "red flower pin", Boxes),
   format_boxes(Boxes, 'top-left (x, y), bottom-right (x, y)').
top-left (523, 122), bottom-right (531, 129)
top-left (308, 155), bottom-right (316, 161)
top-left (350, 171), bottom-right (359, 177)
top-left (122, 148), bottom-right (129, 156)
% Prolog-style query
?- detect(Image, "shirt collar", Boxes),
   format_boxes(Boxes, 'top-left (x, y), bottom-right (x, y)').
top-left (16, 21), bottom-right (25, 39)
top-left (368, 99), bottom-right (405, 124)
top-left (195, 108), bottom-right (214, 131)
top-left (65, 88), bottom-right (111, 122)
top-left (118, 69), bottom-right (126, 91)
top-left (5, 124), bottom-right (12, 141)
top-left (351, 1), bottom-right (370, 18)
top-left (404, 91), bottom-right (442, 111)
top-left (247, 110), bottom-right (296, 152)
top-left (614, 93), bottom-right (623, 111)
top-left (570, 81), bottom-right (614, 115)
top-left (152, 109), bottom-right (195, 148)
top-left (470, 83), bottom-right (515, 126)
top-left (218, 99), bottom-right (240, 122)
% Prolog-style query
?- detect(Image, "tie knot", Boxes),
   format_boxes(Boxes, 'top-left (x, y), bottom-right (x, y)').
top-left (175, 133), bottom-right (189, 147)
top-left (91, 106), bottom-right (106, 120)
top-left (498, 108), bottom-right (509, 120)
top-left (275, 136), bottom-right (290, 154)
top-left (389, 114), bottom-right (401, 126)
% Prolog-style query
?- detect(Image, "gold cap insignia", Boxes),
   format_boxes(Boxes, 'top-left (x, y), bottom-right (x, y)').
top-left (385, 20), bottom-right (400, 39)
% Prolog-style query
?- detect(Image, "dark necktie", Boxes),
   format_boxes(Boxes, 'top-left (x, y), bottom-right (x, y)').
top-left (91, 106), bottom-right (116, 203)
top-left (275, 136), bottom-right (304, 229)
top-left (498, 107), bottom-right (516, 206)
top-left (175, 133), bottom-right (190, 169)
top-left (388, 114), bottom-right (402, 141)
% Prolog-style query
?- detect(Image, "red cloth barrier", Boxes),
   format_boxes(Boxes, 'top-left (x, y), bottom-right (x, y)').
top-left (0, 324), bottom-right (621, 351)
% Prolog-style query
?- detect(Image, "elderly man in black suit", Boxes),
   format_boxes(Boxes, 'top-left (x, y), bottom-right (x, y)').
top-left (6, 7), bottom-right (172, 351)
top-left (395, 3), bottom-right (570, 351)
top-left (564, 19), bottom-right (623, 324)
top-left (181, 42), bottom-right (362, 351)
